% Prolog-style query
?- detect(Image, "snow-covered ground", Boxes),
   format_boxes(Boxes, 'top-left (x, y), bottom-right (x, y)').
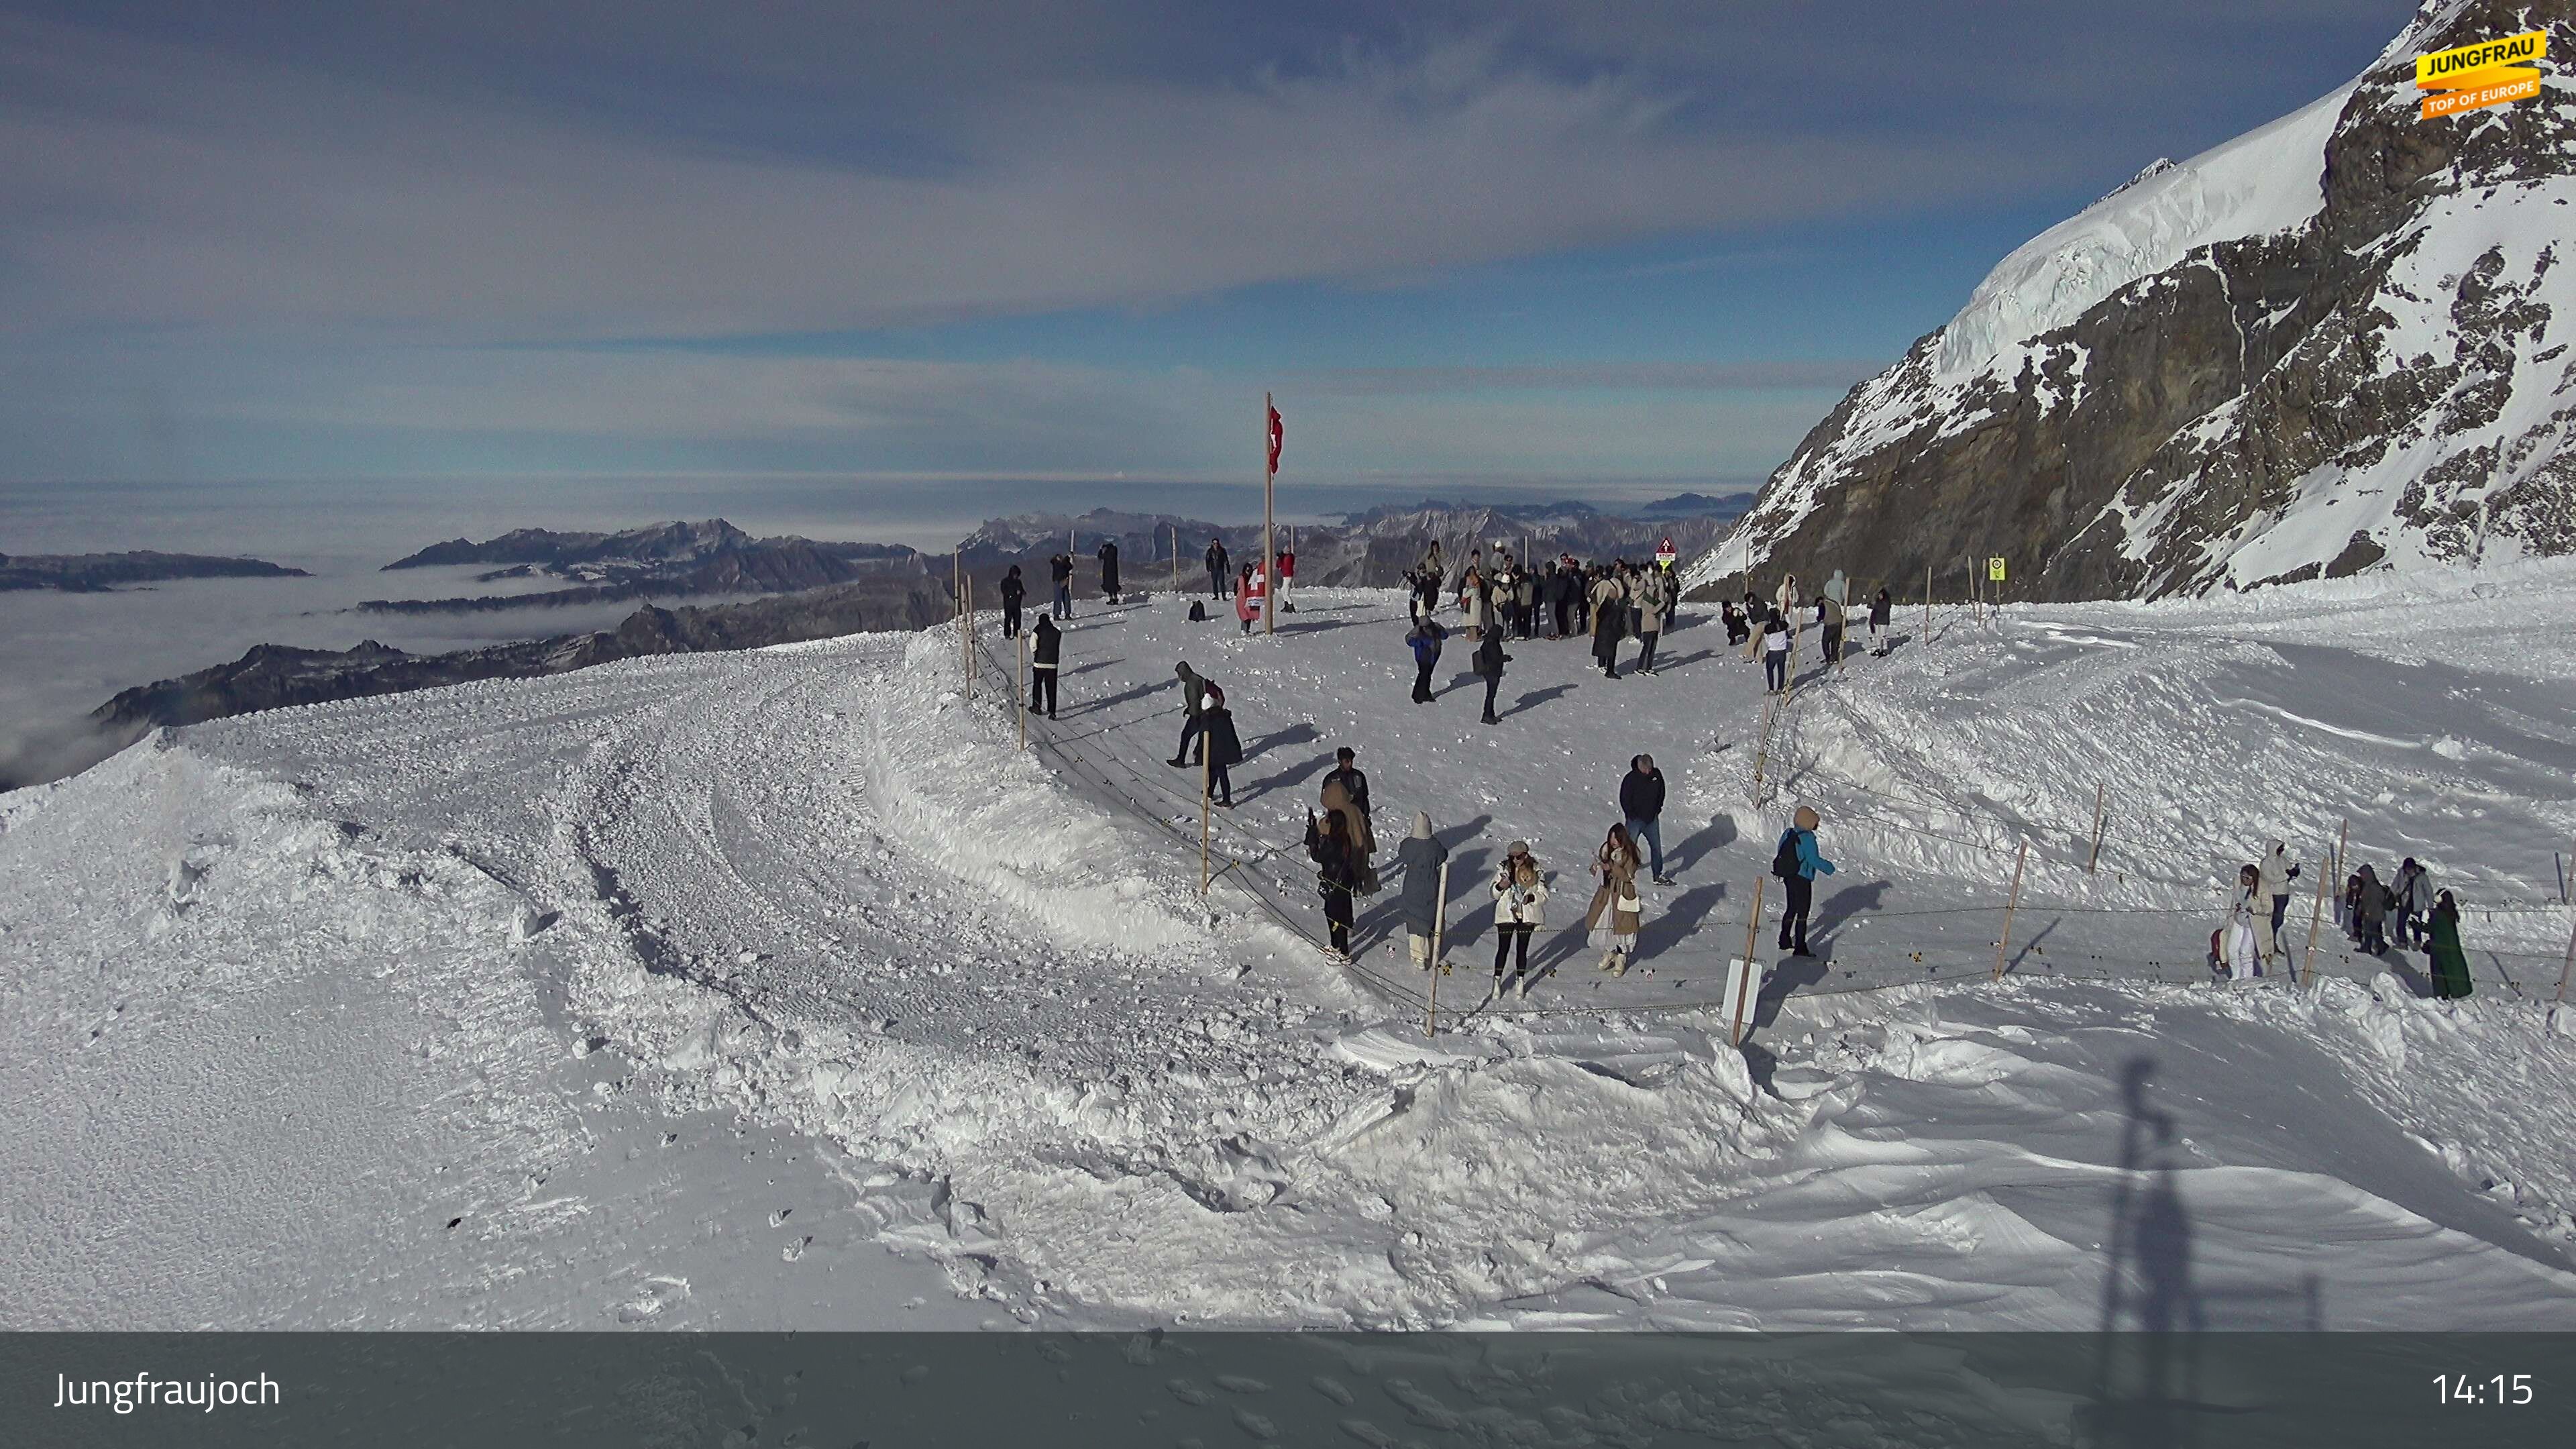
top-left (4, 563), bottom-right (2574, 1329)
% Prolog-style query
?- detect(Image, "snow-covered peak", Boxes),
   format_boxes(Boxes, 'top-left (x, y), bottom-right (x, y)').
top-left (1933, 83), bottom-right (2354, 382)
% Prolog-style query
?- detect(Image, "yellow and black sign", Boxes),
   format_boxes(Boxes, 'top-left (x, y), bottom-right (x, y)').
top-left (2416, 30), bottom-right (2546, 119)
top-left (1987, 557), bottom-right (2007, 583)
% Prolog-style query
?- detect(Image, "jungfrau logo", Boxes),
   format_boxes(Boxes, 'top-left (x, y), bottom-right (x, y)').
top-left (2415, 30), bottom-right (2547, 119)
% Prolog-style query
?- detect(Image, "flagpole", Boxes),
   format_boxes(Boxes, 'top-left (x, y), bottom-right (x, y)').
top-left (1263, 390), bottom-right (1277, 637)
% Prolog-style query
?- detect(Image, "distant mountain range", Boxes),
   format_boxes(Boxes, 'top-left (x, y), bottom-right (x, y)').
top-left (0, 550), bottom-right (309, 592)
top-left (364, 519), bottom-right (922, 612)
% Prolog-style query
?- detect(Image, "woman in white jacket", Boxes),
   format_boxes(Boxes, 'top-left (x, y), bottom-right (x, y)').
top-left (1489, 847), bottom-right (1548, 998)
top-left (2218, 863), bottom-right (2263, 981)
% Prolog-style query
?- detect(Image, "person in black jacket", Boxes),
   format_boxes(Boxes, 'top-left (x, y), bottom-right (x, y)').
top-left (998, 564), bottom-right (1026, 638)
top-left (1199, 685), bottom-right (1242, 806)
top-left (1304, 804), bottom-right (1358, 957)
top-left (1028, 614), bottom-right (1062, 718)
top-left (1097, 539), bottom-right (1121, 603)
top-left (1868, 587), bottom-right (1893, 656)
top-left (1474, 628), bottom-right (1509, 725)
top-left (1205, 538), bottom-right (1230, 598)
top-left (1322, 747), bottom-right (1371, 819)
top-left (1047, 553), bottom-right (1074, 619)
top-left (1168, 661), bottom-right (1211, 767)
top-left (1619, 753), bottom-right (1672, 885)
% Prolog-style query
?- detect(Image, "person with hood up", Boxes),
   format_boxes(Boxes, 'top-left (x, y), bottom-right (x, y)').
top-left (1199, 684), bottom-right (1242, 806)
top-left (2425, 889), bottom-right (2473, 999)
top-left (1822, 568), bottom-right (1848, 608)
top-left (2352, 862), bottom-right (2391, 955)
top-left (1868, 587), bottom-right (1893, 656)
top-left (1205, 537), bottom-right (1231, 598)
top-left (1167, 662), bottom-right (1211, 767)
top-left (998, 564), bottom-right (1027, 638)
top-left (1028, 614), bottom-right (1062, 718)
top-left (1303, 805), bottom-right (1358, 959)
top-left (1096, 538), bottom-right (1122, 603)
top-left (1760, 606), bottom-right (1794, 693)
top-left (1407, 613), bottom-right (1448, 703)
top-left (1589, 570), bottom-right (1627, 680)
top-left (1490, 849), bottom-right (1549, 998)
top-left (1319, 775), bottom-right (1377, 894)
top-left (1048, 551), bottom-right (1075, 619)
top-left (1771, 804), bottom-right (1834, 956)
top-left (2393, 857), bottom-right (2436, 949)
top-left (1633, 566), bottom-right (1672, 676)
top-left (2218, 863), bottom-right (2264, 981)
top-left (1619, 753), bottom-right (1673, 885)
top-left (2255, 840), bottom-right (2302, 970)
top-left (1474, 625), bottom-right (1511, 724)
top-left (1396, 812), bottom-right (1449, 971)
top-left (1585, 824), bottom-right (1645, 975)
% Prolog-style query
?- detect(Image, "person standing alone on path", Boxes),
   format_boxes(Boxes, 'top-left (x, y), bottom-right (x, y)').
top-left (1397, 812), bottom-right (1448, 971)
top-left (1633, 568), bottom-right (1671, 676)
top-left (1167, 662), bottom-right (1211, 767)
top-left (1048, 552), bottom-right (1074, 619)
top-left (1275, 545), bottom-right (1295, 613)
top-left (1407, 614), bottom-right (1447, 703)
top-left (1474, 627), bottom-right (1510, 724)
top-left (998, 564), bottom-right (1026, 638)
top-left (1772, 805), bottom-right (1834, 957)
top-left (1199, 684), bottom-right (1242, 807)
top-left (1097, 539), bottom-right (1121, 604)
top-left (1028, 614), bottom-right (1062, 718)
top-left (1206, 537), bottom-right (1230, 599)
top-left (1619, 754), bottom-right (1672, 885)
top-left (1490, 852), bottom-right (1548, 998)
top-left (1868, 588), bottom-right (1892, 657)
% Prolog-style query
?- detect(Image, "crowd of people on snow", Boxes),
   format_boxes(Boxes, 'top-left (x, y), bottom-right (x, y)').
top-left (978, 528), bottom-right (2494, 1008)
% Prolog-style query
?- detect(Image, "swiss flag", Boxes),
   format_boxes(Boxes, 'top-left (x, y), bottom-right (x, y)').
top-left (1267, 404), bottom-right (1284, 474)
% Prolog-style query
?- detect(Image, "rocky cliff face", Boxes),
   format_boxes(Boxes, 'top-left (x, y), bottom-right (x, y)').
top-left (1686, 0), bottom-right (2576, 602)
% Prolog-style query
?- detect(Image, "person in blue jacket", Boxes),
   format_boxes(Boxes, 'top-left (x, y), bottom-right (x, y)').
top-left (1407, 615), bottom-right (1448, 703)
top-left (1772, 804), bottom-right (1835, 957)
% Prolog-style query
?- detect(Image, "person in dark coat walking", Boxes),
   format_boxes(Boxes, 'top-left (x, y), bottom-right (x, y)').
top-left (1168, 662), bottom-right (1211, 767)
top-left (1322, 747), bottom-right (1371, 819)
top-left (1619, 753), bottom-right (1672, 885)
top-left (1305, 804), bottom-right (1358, 957)
top-left (1097, 539), bottom-right (1122, 602)
top-left (1396, 812), bottom-right (1449, 970)
top-left (1772, 804), bottom-right (1835, 956)
top-left (2425, 889), bottom-right (2473, 998)
top-left (1407, 615), bottom-right (1447, 702)
top-left (1028, 614), bottom-right (1062, 717)
top-left (1205, 538), bottom-right (1230, 598)
top-left (2352, 862), bottom-right (2390, 955)
top-left (1048, 552), bottom-right (1074, 619)
top-left (998, 564), bottom-right (1027, 638)
top-left (1199, 684), bottom-right (1242, 806)
top-left (1589, 572), bottom-right (1626, 680)
top-left (1474, 627), bottom-right (1509, 724)
top-left (1868, 588), bottom-right (1893, 656)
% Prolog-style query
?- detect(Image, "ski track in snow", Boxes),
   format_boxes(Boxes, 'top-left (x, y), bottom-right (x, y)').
top-left (5, 573), bottom-right (2576, 1329)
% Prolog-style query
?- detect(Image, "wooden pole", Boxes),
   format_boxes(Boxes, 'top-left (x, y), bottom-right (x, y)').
top-left (1428, 859), bottom-right (1452, 1037)
top-left (1263, 391), bottom-right (1277, 637)
top-left (962, 576), bottom-right (973, 698)
top-left (1992, 839), bottom-right (2029, 982)
top-left (1740, 872), bottom-right (1768, 975)
top-left (1923, 561), bottom-right (1931, 650)
top-left (1199, 749), bottom-right (1213, 892)
top-left (2088, 782), bottom-right (2106, 874)
top-left (2304, 816), bottom-right (2347, 985)
top-left (2553, 910), bottom-right (2575, 1007)
top-left (1016, 632), bottom-right (1027, 749)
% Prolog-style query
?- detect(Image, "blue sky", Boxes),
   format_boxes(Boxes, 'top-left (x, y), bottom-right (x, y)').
top-left (0, 1), bottom-right (2411, 496)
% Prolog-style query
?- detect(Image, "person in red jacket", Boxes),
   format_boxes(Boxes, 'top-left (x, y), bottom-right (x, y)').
top-left (1275, 547), bottom-right (1297, 613)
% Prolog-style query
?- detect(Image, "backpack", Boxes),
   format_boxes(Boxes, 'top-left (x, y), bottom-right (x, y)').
top-left (1187, 600), bottom-right (1208, 622)
top-left (1771, 830), bottom-right (1803, 881)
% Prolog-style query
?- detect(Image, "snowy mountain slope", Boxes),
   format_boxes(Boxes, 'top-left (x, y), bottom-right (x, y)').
top-left (1687, 0), bottom-right (2576, 602)
top-left (12, 566), bottom-right (2575, 1329)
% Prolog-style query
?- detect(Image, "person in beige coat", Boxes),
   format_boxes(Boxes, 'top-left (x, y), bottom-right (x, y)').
top-left (1584, 823), bottom-right (1646, 975)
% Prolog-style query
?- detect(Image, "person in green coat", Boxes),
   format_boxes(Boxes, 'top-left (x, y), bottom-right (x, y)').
top-left (2425, 889), bottom-right (2473, 1000)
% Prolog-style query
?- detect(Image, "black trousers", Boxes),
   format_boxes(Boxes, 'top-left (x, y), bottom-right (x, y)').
top-left (1102, 571), bottom-right (1120, 600)
top-left (1002, 604), bottom-right (1022, 638)
top-left (1823, 625), bottom-right (1843, 662)
top-left (1208, 761), bottom-right (1232, 804)
top-left (1177, 714), bottom-right (1203, 763)
top-left (1553, 600), bottom-right (1572, 637)
top-left (1636, 631), bottom-right (1659, 672)
top-left (1481, 673), bottom-right (1501, 718)
top-left (1208, 568), bottom-right (1225, 598)
top-left (1028, 669), bottom-right (1057, 717)
top-left (1413, 659), bottom-right (1436, 702)
top-left (1493, 922), bottom-right (1534, 975)
top-left (1778, 873), bottom-right (1814, 951)
top-left (1323, 885), bottom-right (1352, 952)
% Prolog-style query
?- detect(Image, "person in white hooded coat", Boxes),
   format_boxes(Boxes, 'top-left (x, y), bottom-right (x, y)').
top-left (1488, 843), bottom-right (1547, 997)
top-left (2254, 839), bottom-right (2301, 969)
top-left (2220, 863), bottom-right (2264, 981)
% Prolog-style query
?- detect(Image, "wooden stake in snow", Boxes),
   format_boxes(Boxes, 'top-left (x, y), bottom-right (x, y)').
top-left (961, 576), bottom-right (974, 699)
top-left (1015, 631), bottom-right (1027, 749)
top-left (1992, 839), bottom-right (2029, 983)
top-left (1923, 561), bottom-right (1932, 651)
top-left (2088, 782), bottom-right (2106, 874)
top-left (2304, 816), bottom-right (2347, 986)
top-left (1199, 751), bottom-right (1214, 892)
top-left (1428, 859), bottom-right (1452, 1037)
top-left (1262, 392), bottom-right (1277, 637)
top-left (1740, 871), bottom-right (1768, 981)
top-left (2554, 910), bottom-right (2574, 1009)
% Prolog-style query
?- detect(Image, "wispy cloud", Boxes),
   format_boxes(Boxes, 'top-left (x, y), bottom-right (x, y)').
top-left (1293, 361), bottom-right (1878, 394)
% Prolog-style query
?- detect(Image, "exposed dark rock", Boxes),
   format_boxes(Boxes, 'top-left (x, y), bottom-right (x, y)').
top-left (0, 551), bottom-right (310, 592)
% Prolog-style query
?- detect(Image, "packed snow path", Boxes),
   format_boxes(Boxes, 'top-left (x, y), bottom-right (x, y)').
top-left (5, 566), bottom-right (2575, 1328)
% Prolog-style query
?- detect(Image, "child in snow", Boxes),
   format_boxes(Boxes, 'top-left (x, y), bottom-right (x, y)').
top-left (1490, 853), bottom-right (1548, 998)
top-left (1585, 825), bottom-right (1644, 975)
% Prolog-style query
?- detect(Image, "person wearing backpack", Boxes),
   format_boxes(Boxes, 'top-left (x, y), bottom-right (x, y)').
top-left (1771, 805), bottom-right (1835, 957)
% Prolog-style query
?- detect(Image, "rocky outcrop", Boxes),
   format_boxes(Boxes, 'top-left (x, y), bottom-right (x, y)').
top-left (366, 519), bottom-right (923, 611)
top-left (1688, 0), bottom-right (2576, 602)
top-left (0, 551), bottom-right (310, 592)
